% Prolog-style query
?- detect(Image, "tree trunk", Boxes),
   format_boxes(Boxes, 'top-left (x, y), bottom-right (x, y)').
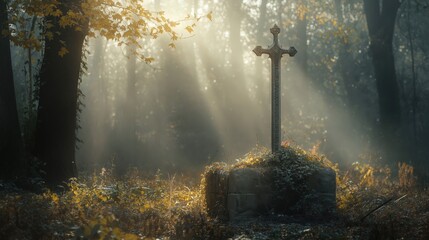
top-left (225, 0), bottom-right (256, 154)
top-left (294, 0), bottom-right (310, 109)
top-left (405, 0), bottom-right (418, 142)
top-left (296, 0), bottom-right (308, 76)
top-left (35, 0), bottom-right (88, 184)
top-left (84, 36), bottom-right (108, 167)
top-left (254, 0), bottom-right (269, 146)
top-left (226, 1), bottom-right (244, 77)
top-left (0, 0), bottom-right (24, 179)
top-left (115, 45), bottom-right (138, 174)
top-left (363, 0), bottom-right (401, 158)
top-left (335, 0), bottom-right (360, 113)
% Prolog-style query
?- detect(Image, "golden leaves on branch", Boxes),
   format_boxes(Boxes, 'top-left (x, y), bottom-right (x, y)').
top-left (81, 0), bottom-right (211, 62)
top-left (185, 25), bottom-right (195, 33)
top-left (206, 11), bottom-right (213, 21)
top-left (7, 0), bottom-right (213, 61)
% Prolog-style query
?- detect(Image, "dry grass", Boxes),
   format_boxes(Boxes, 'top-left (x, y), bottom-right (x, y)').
top-left (1, 147), bottom-right (429, 239)
top-left (0, 169), bottom-right (223, 239)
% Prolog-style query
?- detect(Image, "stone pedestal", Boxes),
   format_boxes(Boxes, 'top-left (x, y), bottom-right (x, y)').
top-left (205, 163), bottom-right (336, 221)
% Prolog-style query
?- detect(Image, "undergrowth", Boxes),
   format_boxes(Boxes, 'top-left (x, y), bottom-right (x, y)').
top-left (0, 169), bottom-right (224, 240)
top-left (1, 144), bottom-right (428, 239)
top-left (203, 143), bottom-right (429, 239)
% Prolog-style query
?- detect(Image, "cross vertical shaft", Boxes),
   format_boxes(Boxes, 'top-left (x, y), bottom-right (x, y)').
top-left (253, 24), bottom-right (297, 153)
top-left (272, 54), bottom-right (281, 153)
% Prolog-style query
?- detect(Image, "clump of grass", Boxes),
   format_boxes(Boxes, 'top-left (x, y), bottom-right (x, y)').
top-left (232, 143), bottom-right (330, 170)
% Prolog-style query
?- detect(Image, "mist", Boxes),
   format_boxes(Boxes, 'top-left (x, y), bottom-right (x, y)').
top-left (3, 0), bottom-right (429, 238)
top-left (58, 0), bottom-right (429, 176)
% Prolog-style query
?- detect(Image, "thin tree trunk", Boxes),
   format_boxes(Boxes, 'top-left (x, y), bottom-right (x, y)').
top-left (255, 0), bottom-right (268, 81)
top-left (296, 0), bottom-right (308, 76)
top-left (226, 0), bottom-right (244, 80)
top-left (254, 0), bottom-right (269, 146)
top-left (86, 36), bottom-right (108, 167)
top-left (406, 0), bottom-right (418, 142)
top-left (225, 0), bottom-right (255, 153)
top-left (0, 0), bottom-right (24, 179)
top-left (335, 0), bottom-right (360, 113)
top-left (24, 16), bottom-right (38, 153)
top-left (116, 45), bottom-right (138, 174)
top-left (35, 0), bottom-right (88, 184)
top-left (294, 0), bottom-right (310, 110)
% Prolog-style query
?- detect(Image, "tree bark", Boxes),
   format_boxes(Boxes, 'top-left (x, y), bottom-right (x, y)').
top-left (363, 0), bottom-right (402, 158)
top-left (0, 0), bottom-right (24, 179)
top-left (35, 0), bottom-right (88, 184)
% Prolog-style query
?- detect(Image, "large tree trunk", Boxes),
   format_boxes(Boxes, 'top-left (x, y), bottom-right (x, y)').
top-left (35, 0), bottom-right (88, 184)
top-left (0, 0), bottom-right (24, 179)
top-left (363, 0), bottom-right (401, 159)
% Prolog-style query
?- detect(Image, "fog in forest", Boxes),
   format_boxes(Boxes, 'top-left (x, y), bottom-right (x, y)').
top-left (10, 0), bottom-right (429, 176)
top-left (4, 0), bottom-right (429, 237)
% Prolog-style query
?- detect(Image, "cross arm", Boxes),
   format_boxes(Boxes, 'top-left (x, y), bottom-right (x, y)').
top-left (253, 46), bottom-right (297, 57)
top-left (281, 47), bottom-right (297, 57)
top-left (253, 46), bottom-right (271, 56)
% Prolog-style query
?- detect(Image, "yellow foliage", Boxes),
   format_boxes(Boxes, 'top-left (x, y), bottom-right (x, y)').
top-left (51, 193), bottom-right (59, 204)
top-left (58, 46), bottom-right (69, 57)
top-left (7, 0), bottom-right (211, 61)
top-left (207, 11), bottom-right (213, 21)
top-left (297, 4), bottom-right (309, 21)
top-left (185, 25), bottom-right (193, 33)
top-left (144, 57), bottom-right (155, 63)
top-left (0, 170), bottom-right (204, 238)
top-left (398, 162), bottom-right (415, 188)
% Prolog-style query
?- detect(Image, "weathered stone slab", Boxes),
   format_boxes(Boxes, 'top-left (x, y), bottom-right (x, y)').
top-left (227, 168), bottom-right (273, 220)
top-left (227, 193), bottom-right (259, 219)
top-left (228, 168), bottom-right (271, 194)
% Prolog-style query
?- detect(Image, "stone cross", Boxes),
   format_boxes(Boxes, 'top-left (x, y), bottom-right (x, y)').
top-left (253, 24), bottom-right (297, 153)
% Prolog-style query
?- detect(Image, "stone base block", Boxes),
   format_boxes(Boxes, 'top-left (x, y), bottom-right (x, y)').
top-left (204, 161), bottom-right (337, 221)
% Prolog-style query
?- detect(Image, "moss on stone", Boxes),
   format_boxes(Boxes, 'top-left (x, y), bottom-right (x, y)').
top-left (204, 145), bottom-right (337, 218)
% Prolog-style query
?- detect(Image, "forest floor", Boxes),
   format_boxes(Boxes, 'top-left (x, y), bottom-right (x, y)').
top-left (1, 154), bottom-right (429, 239)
